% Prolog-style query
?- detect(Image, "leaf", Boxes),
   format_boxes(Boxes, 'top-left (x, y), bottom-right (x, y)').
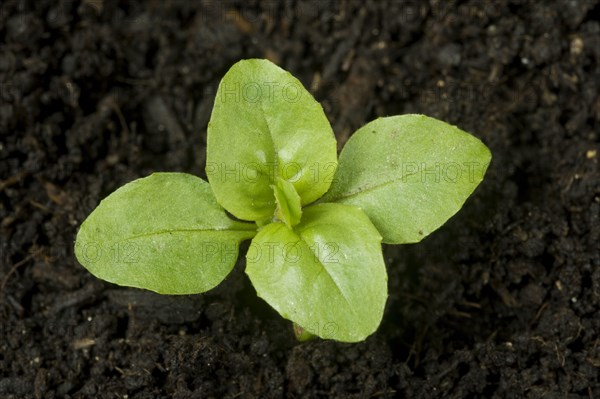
top-left (206, 59), bottom-right (337, 222)
top-left (273, 176), bottom-right (302, 229)
top-left (74, 173), bottom-right (256, 294)
top-left (245, 203), bottom-right (387, 342)
top-left (321, 114), bottom-right (492, 244)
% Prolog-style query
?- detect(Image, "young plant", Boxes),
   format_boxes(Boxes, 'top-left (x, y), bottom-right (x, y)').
top-left (75, 59), bottom-right (491, 342)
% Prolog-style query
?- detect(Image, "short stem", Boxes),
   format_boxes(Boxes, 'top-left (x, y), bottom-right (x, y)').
top-left (293, 322), bottom-right (316, 342)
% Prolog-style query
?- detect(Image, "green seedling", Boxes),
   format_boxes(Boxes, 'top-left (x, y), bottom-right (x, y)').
top-left (75, 59), bottom-right (491, 342)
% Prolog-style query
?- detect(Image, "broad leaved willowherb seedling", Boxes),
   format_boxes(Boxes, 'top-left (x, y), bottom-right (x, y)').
top-left (75, 59), bottom-right (491, 342)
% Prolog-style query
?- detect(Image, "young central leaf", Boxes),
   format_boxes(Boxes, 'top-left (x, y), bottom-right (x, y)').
top-left (206, 59), bottom-right (337, 222)
top-left (245, 203), bottom-right (387, 343)
top-left (273, 177), bottom-right (302, 228)
top-left (74, 173), bottom-right (256, 294)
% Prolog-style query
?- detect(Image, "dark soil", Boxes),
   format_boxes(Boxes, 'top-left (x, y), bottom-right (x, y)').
top-left (1, 0), bottom-right (599, 398)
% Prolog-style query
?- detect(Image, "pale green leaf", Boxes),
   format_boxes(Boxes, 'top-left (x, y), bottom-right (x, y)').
top-left (74, 173), bottom-right (256, 294)
top-left (207, 59), bottom-right (337, 222)
top-left (321, 114), bottom-right (492, 244)
top-left (246, 203), bottom-right (387, 342)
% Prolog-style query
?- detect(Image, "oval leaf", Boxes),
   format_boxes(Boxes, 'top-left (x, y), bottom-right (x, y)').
top-left (207, 59), bottom-right (337, 222)
top-left (321, 114), bottom-right (492, 244)
top-left (246, 203), bottom-right (387, 342)
top-left (75, 173), bottom-right (256, 294)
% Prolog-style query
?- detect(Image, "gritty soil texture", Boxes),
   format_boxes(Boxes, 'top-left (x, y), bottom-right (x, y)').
top-left (1, 0), bottom-right (599, 398)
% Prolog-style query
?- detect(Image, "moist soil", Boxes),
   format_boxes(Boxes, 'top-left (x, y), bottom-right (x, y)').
top-left (1, 1), bottom-right (599, 398)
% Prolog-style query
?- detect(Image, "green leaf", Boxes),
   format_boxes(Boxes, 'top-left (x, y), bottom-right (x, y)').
top-left (74, 173), bottom-right (256, 294)
top-left (321, 114), bottom-right (492, 244)
top-left (246, 203), bottom-right (387, 342)
top-left (206, 59), bottom-right (337, 222)
top-left (273, 176), bottom-right (302, 229)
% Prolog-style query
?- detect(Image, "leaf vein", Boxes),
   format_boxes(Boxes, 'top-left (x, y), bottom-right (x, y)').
top-left (327, 169), bottom-right (420, 202)
top-left (110, 228), bottom-right (254, 244)
top-left (297, 233), bottom-right (357, 315)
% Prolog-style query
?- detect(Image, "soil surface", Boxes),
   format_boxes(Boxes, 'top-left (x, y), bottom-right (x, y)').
top-left (1, 1), bottom-right (599, 398)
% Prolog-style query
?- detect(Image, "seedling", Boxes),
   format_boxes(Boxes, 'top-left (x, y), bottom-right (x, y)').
top-left (75, 59), bottom-right (491, 342)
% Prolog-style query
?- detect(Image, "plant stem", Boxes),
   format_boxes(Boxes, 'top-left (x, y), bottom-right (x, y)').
top-left (293, 322), bottom-right (316, 341)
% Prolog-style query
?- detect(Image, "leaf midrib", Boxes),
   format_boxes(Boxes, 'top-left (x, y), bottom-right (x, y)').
top-left (325, 169), bottom-right (420, 202)
top-left (258, 98), bottom-right (279, 184)
top-left (110, 227), bottom-right (255, 245)
top-left (294, 230), bottom-right (357, 316)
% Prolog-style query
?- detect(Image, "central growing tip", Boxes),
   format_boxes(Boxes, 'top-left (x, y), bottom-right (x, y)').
top-left (272, 177), bottom-right (302, 229)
